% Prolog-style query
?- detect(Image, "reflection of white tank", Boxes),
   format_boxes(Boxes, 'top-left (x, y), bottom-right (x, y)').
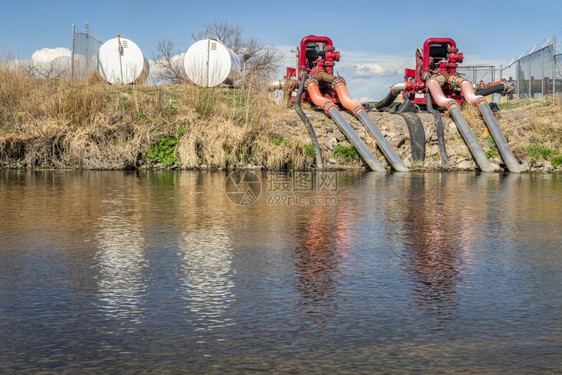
top-left (179, 226), bottom-right (235, 330)
top-left (96, 209), bottom-right (147, 322)
top-left (97, 35), bottom-right (149, 84)
top-left (183, 38), bottom-right (241, 87)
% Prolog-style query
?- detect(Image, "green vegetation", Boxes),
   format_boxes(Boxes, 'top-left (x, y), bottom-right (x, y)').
top-left (524, 144), bottom-right (562, 167)
top-left (333, 145), bottom-right (358, 162)
top-left (499, 98), bottom-right (551, 110)
top-left (146, 136), bottom-right (180, 166)
top-left (136, 112), bottom-right (153, 124)
top-left (485, 136), bottom-right (499, 159)
top-left (271, 136), bottom-right (291, 147)
top-left (303, 144), bottom-right (316, 157)
top-left (486, 149), bottom-right (499, 159)
top-left (499, 99), bottom-right (533, 110)
top-left (164, 103), bottom-right (178, 116)
top-left (118, 96), bottom-right (133, 111)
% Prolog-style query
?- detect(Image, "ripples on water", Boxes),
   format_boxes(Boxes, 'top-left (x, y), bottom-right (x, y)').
top-left (0, 170), bottom-right (560, 373)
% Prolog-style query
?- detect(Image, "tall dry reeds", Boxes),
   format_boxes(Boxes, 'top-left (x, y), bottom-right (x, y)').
top-left (0, 65), bottom-right (315, 170)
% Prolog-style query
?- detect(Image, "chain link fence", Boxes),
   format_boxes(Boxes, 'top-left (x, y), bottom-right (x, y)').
top-left (457, 65), bottom-right (498, 85)
top-left (71, 22), bottom-right (103, 82)
top-left (500, 35), bottom-right (561, 102)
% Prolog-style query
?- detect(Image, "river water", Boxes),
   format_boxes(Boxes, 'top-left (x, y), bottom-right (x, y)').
top-left (0, 170), bottom-right (560, 373)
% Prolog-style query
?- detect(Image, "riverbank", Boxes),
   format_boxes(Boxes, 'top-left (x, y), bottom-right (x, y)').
top-left (1, 70), bottom-right (561, 172)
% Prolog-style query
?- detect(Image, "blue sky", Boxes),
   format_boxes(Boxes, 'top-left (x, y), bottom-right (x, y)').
top-left (1, 0), bottom-right (561, 98)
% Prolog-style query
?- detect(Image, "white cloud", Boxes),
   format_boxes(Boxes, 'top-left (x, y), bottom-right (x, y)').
top-left (147, 52), bottom-right (186, 84)
top-left (31, 47), bottom-right (71, 64)
top-left (29, 47), bottom-right (72, 77)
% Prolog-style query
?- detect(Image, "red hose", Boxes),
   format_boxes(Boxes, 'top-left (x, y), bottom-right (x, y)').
top-left (459, 80), bottom-right (487, 105)
top-left (427, 78), bottom-right (457, 110)
top-left (332, 78), bottom-right (364, 116)
top-left (305, 79), bottom-right (337, 114)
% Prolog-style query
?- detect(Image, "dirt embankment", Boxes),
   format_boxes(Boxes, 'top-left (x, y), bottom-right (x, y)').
top-left (289, 99), bottom-right (562, 172)
top-left (0, 69), bottom-right (560, 172)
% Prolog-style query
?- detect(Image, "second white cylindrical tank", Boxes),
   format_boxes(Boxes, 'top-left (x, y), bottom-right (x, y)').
top-left (183, 39), bottom-right (241, 87)
top-left (97, 35), bottom-right (149, 84)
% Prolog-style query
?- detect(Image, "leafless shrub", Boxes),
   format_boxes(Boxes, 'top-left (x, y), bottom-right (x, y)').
top-left (152, 39), bottom-right (187, 84)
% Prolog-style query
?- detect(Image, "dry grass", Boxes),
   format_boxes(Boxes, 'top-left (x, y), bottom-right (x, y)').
top-left (518, 100), bottom-right (562, 144)
top-left (0, 65), bottom-right (315, 169)
top-left (453, 98), bottom-right (562, 163)
top-left (460, 104), bottom-right (488, 136)
top-left (1, 63), bottom-right (559, 171)
top-left (497, 98), bottom-right (562, 163)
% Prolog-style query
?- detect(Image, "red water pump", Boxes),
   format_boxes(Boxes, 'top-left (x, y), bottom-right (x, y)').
top-left (404, 38), bottom-right (464, 106)
top-left (269, 35), bottom-right (408, 172)
top-left (284, 35), bottom-right (341, 104)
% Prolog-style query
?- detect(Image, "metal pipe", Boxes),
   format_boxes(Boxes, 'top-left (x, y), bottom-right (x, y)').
top-left (475, 82), bottom-right (509, 97)
top-left (305, 78), bottom-right (337, 113)
top-left (295, 73), bottom-right (323, 169)
top-left (314, 71), bottom-right (337, 84)
top-left (356, 110), bottom-right (408, 172)
top-left (478, 103), bottom-right (522, 173)
top-left (71, 24), bottom-right (76, 84)
top-left (268, 80), bottom-right (284, 91)
top-left (459, 80), bottom-right (486, 105)
top-left (427, 77), bottom-right (457, 109)
top-left (390, 82), bottom-right (406, 95)
top-left (428, 75), bottom-right (492, 171)
top-left (332, 78), bottom-right (364, 116)
top-left (452, 76), bottom-right (522, 173)
top-left (327, 108), bottom-right (386, 172)
top-left (426, 90), bottom-right (450, 167)
top-left (305, 79), bottom-right (384, 171)
top-left (374, 82), bottom-right (405, 110)
top-left (449, 106), bottom-right (495, 172)
top-left (333, 78), bottom-right (408, 172)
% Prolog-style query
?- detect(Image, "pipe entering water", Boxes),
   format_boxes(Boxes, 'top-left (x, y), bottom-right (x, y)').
top-left (478, 102), bottom-right (522, 173)
top-left (306, 79), bottom-right (385, 172)
top-left (426, 90), bottom-right (450, 168)
top-left (448, 106), bottom-right (495, 172)
top-left (427, 76), bottom-right (494, 172)
top-left (332, 78), bottom-right (408, 172)
top-left (295, 73), bottom-right (323, 169)
top-left (454, 77), bottom-right (522, 173)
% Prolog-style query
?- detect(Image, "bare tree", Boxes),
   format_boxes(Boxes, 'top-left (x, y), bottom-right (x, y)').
top-left (19, 61), bottom-right (37, 77)
top-left (35, 60), bottom-right (68, 79)
top-left (192, 21), bottom-right (281, 86)
top-left (152, 39), bottom-right (187, 84)
top-left (19, 59), bottom-right (69, 79)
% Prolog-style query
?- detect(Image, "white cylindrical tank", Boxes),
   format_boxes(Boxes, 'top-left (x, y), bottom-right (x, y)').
top-left (183, 38), bottom-right (241, 87)
top-left (98, 35), bottom-right (149, 84)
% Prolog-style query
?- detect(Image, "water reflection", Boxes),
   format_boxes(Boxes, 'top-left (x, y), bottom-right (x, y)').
top-left (400, 174), bottom-right (463, 318)
top-left (95, 200), bottom-right (147, 326)
top-left (292, 182), bottom-right (355, 322)
top-left (174, 172), bottom-right (237, 331)
top-left (178, 226), bottom-right (235, 331)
